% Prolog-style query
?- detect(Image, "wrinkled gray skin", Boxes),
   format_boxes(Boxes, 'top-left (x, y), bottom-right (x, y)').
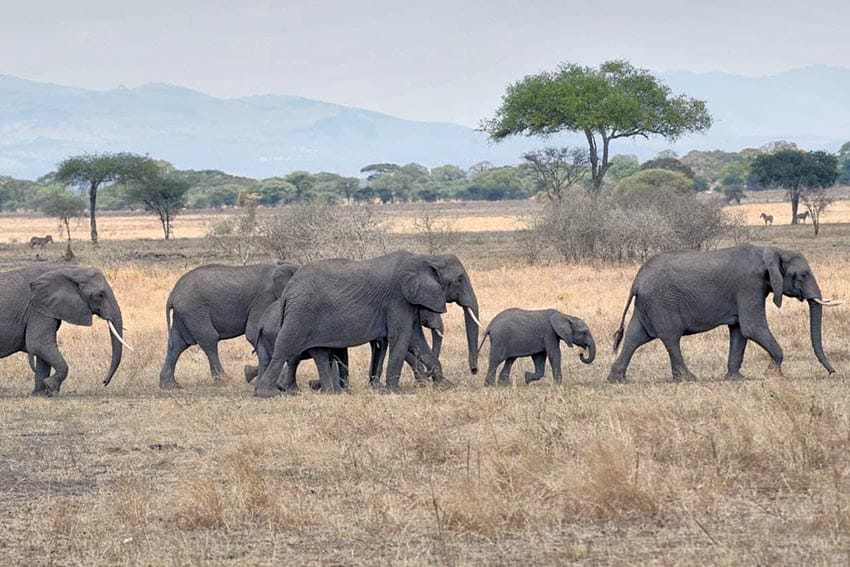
top-left (255, 250), bottom-right (479, 397)
top-left (479, 308), bottom-right (595, 386)
top-left (609, 244), bottom-right (836, 383)
top-left (159, 263), bottom-right (291, 389)
top-left (245, 273), bottom-right (444, 390)
top-left (0, 264), bottom-right (125, 396)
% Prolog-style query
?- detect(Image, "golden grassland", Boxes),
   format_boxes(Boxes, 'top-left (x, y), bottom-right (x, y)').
top-left (2, 219), bottom-right (850, 563)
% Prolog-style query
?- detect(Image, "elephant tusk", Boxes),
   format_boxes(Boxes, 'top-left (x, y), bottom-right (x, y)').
top-left (108, 320), bottom-right (135, 352)
top-left (813, 297), bottom-right (844, 307)
top-left (466, 308), bottom-right (483, 329)
top-left (433, 329), bottom-right (444, 338)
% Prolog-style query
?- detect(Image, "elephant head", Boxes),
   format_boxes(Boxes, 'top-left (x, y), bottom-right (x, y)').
top-left (400, 253), bottom-right (480, 374)
top-left (30, 267), bottom-right (127, 385)
top-left (763, 247), bottom-right (838, 373)
top-left (549, 312), bottom-right (596, 364)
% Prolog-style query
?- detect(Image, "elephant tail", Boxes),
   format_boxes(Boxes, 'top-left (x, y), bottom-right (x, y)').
top-left (612, 289), bottom-right (636, 353)
top-left (27, 353), bottom-right (37, 372)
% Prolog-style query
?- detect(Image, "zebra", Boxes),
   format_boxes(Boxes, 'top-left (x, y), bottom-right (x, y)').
top-left (759, 213), bottom-right (773, 226)
top-left (797, 211), bottom-right (810, 223)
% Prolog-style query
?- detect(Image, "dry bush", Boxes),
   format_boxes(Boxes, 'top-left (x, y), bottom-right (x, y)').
top-left (411, 210), bottom-right (457, 255)
top-left (256, 202), bottom-right (389, 263)
top-left (527, 190), bottom-right (747, 262)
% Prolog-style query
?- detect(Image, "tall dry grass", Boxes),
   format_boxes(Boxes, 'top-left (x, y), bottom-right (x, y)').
top-left (0, 247), bottom-right (849, 563)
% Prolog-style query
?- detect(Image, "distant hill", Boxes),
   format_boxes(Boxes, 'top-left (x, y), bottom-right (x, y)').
top-left (1, 66), bottom-right (849, 179)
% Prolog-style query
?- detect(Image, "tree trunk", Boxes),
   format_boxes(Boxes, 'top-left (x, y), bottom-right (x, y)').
top-left (89, 181), bottom-right (99, 246)
top-left (791, 188), bottom-right (799, 225)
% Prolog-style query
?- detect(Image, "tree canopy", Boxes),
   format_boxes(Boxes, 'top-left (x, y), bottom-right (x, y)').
top-left (125, 175), bottom-right (191, 239)
top-left (483, 60), bottom-right (712, 192)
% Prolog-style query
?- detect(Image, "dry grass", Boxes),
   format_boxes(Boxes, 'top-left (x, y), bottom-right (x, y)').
top-left (1, 213), bottom-right (850, 564)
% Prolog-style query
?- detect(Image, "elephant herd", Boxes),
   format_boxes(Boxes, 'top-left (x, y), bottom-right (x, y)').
top-left (0, 244), bottom-right (840, 397)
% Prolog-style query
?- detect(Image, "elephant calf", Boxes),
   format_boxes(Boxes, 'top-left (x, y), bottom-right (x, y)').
top-left (479, 308), bottom-right (595, 386)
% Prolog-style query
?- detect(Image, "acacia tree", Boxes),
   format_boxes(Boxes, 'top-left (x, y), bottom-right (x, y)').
top-left (483, 60), bottom-right (712, 192)
top-left (801, 186), bottom-right (833, 237)
top-left (55, 152), bottom-right (159, 245)
top-left (521, 146), bottom-right (589, 200)
top-left (750, 149), bottom-right (838, 224)
top-left (125, 175), bottom-right (190, 239)
top-left (41, 190), bottom-right (86, 260)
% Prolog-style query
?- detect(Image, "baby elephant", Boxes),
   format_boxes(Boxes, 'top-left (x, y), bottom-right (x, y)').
top-left (479, 308), bottom-right (595, 386)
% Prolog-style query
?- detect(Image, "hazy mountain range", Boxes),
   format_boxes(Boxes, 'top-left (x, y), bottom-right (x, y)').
top-left (1, 66), bottom-right (848, 180)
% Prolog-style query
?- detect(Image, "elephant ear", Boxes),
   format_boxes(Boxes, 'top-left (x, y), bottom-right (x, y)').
top-left (30, 269), bottom-right (93, 326)
top-left (549, 312), bottom-right (574, 347)
top-left (762, 248), bottom-right (784, 308)
top-left (401, 257), bottom-right (447, 313)
top-left (272, 262), bottom-right (300, 298)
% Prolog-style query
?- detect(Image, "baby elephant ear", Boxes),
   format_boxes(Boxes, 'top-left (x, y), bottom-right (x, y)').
top-left (272, 262), bottom-right (300, 297)
top-left (549, 312), bottom-right (574, 346)
top-left (30, 269), bottom-right (93, 326)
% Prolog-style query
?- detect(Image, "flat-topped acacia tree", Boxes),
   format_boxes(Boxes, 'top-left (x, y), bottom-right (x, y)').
top-left (482, 60), bottom-right (713, 192)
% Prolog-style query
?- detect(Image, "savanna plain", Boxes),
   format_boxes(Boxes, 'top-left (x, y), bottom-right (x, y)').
top-left (2, 199), bottom-right (850, 565)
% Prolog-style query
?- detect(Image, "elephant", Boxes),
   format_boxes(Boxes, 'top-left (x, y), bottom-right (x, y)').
top-left (254, 250), bottom-right (480, 397)
top-left (478, 308), bottom-right (595, 386)
top-left (759, 213), bottom-right (773, 226)
top-left (159, 263), bottom-right (293, 389)
top-left (244, 269), bottom-right (445, 389)
top-left (0, 264), bottom-right (127, 396)
top-left (608, 244), bottom-right (840, 383)
top-left (29, 235), bottom-right (54, 248)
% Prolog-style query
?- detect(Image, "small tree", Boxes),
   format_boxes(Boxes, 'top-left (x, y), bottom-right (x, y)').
top-left (55, 152), bottom-right (160, 246)
top-left (41, 190), bottom-right (86, 260)
top-left (750, 149), bottom-right (838, 224)
top-left (125, 175), bottom-right (190, 239)
top-left (521, 147), bottom-right (589, 200)
top-left (483, 60), bottom-right (712, 192)
top-left (412, 211), bottom-right (457, 254)
top-left (801, 186), bottom-right (834, 237)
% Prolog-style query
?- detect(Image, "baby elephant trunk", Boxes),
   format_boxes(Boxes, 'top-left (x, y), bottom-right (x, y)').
top-left (579, 337), bottom-right (595, 364)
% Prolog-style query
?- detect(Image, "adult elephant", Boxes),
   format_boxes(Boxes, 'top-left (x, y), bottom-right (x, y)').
top-left (254, 250), bottom-right (480, 397)
top-left (159, 263), bottom-right (294, 389)
top-left (608, 244), bottom-right (840, 383)
top-left (244, 296), bottom-right (444, 389)
top-left (0, 264), bottom-right (127, 396)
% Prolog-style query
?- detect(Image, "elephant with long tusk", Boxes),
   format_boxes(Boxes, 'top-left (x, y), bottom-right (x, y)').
top-left (609, 244), bottom-right (841, 383)
top-left (0, 264), bottom-right (128, 396)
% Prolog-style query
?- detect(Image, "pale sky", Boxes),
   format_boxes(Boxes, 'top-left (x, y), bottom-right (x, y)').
top-left (1, 0), bottom-right (848, 126)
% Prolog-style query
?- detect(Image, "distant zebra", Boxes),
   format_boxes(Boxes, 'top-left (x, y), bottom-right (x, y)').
top-left (29, 235), bottom-right (53, 248)
top-left (797, 211), bottom-right (810, 223)
top-left (759, 213), bottom-right (773, 226)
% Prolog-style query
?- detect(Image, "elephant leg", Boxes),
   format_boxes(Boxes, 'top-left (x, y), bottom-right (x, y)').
top-left (608, 317), bottom-right (653, 383)
top-left (159, 331), bottom-right (190, 389)
top-left (385, 324), bottom-right (414, 392)
top-left (484, 347), bottom-right (503, 387)
top-left (742, 322), bottom-right (783, 374)
top-left (256, 355), bottom-right (287, 397)
top-left (497, 357), bottom-right (516, 385)
top-left (726, 324), bottom-right (749, 379)
top-left (310, 349), bottom-right (341, 393)
top-left (369, 340), bottom-right (387, 388)
top-left (545, 336), bottom-right (563, 384)
top-left (198, 339), bottom-right (227, 382)
top-left (331, 348), bottom-right (349, 389)
top-left (524, 352), bottom-right (547, 384)
top-left (32, 356), bottom-right (51, 395)
top-left (30, 343), bottom-right (69, 396)
top-left (660, 335), bottom-right (697, 382)
top-left (408, 327), bottom-right (444, 384)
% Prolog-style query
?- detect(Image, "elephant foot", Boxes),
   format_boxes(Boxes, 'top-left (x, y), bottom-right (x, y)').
top-left (43, 377), bottom-right (61, 397)
top-left (31, 387), bottom-right (50, 397)
top-left (433, 378), bottom-right (455, 390)
top-left (607, 372), bottom-right (627, 384)
top-left (725, 372), bottom-right (747, 381)
top-left (159, 379), bottom-right (183, 390)
top-left (244, 365), bottom-right (259, 383)
top-left (765, 362), bottom-right (784, 379)
top-left (524, 371), bottom-right (544, 384)
top-left (254, 385), bottom-right (283, 398)
top-left (308, 379), bottom-right (322, 391)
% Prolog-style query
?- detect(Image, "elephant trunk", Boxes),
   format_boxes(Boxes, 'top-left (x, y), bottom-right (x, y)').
top-left (463, 301), bottom-right (480, 375)
top-left (102, 300), bottom-right (125, 386)
top-left (808, 299), bottom-right (834, 374)
top-left (579, 337), bottom-right (596, 364)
